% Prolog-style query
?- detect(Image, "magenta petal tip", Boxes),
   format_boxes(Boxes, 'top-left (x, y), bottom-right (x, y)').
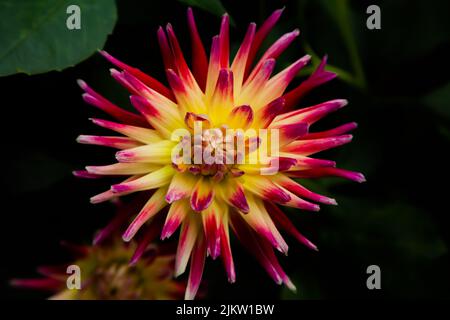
top-left (76, 79), bottom-right (87, 90)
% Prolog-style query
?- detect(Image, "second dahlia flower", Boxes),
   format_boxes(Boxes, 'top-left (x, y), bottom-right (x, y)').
top-left (75, 8), bottom-right (364, 299)
top-left (11, 240), bottom-right (185, 300)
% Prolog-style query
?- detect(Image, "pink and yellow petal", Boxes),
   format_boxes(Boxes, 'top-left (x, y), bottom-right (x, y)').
top-left (190, 177), bottom-right (215, 212)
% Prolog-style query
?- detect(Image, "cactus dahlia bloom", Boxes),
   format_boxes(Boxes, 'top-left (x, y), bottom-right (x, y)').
top-left (75, 8), bottom-right (364, 299)
top-left (11, 239), bottom-right (185, 300)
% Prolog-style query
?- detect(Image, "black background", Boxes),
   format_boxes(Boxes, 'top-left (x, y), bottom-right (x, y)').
top-left (1, 0), bottom-right (450, 299)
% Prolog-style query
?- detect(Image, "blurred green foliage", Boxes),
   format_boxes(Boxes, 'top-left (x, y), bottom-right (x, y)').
top-left (178, 0), bottom-right (235, 26)
top-left (425, 82), bottom-right (450, 119)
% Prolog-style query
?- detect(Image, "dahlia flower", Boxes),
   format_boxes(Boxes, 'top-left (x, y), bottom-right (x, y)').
top-left (11, 238), bottom-right (185, 300)
top-left (74, 8), bottom-right (364, 299)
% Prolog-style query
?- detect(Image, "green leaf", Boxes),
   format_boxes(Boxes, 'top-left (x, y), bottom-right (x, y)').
top-left (177, 0), bottom-right (235, 26)
top-left (0, 0), bottom-right (117, 76)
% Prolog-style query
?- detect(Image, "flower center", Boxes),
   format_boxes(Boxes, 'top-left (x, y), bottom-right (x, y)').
top-left (172, 125), bottom-right (247, 181)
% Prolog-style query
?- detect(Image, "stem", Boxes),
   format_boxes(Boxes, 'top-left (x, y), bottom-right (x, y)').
top-left (335, 0), bottom-right (366, 90)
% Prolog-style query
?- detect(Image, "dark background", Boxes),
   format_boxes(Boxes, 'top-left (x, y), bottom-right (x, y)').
top-left (1, 0), bottom-right (450, 299)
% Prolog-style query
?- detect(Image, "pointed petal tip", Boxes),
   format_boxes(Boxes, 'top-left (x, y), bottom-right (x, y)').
top-left (174, 263), bottom-right (187, 278)
top-left (165, 22), bottom-right (173, 33)
top-left (111, 184), bottom-right (130, 193)
top-left (338, 99), bottom-right (348, 107)
top-left (358, 174), bottom-right (367, 183)
top-left (184, 291), bottom-right (195, 300)
top-left (122, 232), bottom-right (132, 243)
top-left (109, 68), bottom-right (120, 76)
top-left (76, 79), bottom-right (87, 90)
top-left (115, 150), bottom-right (132, 162)
top-left (328, 198), bottom-right (338, 206)
top-left (286, 280), bottom-right (297, 292)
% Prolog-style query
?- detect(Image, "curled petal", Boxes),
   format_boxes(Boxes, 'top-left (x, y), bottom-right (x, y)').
top-left (129, 95), bottom-right (184, 138)
top-left (185, 232), bottom-right (207, 300)
top-left (76, 135), bottom-right (143, 149)
top-left (274, 174), bottom-right (337, 205)
top-left (187, 8), bottom-right (208, 90)
top-left (72, 170), bottom-right (102, 179)
top-left (123, 187), bottom-right (168, 241)
top-left (242, 175), bottom-right (291, 203)
top-left (166, 172), bottom-right (198, 203)
top-left (275, 186), bottom-right (320, 212)
top-left (115, 140), bottom-right (176, 164)
top-left (210, 69), bottom-right (234, 122)
top-left (157, 26), bottom-right (175, 71)
top-left (89, 118), bottom-right (161, 144)
top-left (247, 29), bottom-right (300, 83)
top-left (276, 122), bottom-right (309, 146)
top-left (282, 135), bottom-right (353, 156)
top-left (245, 8), bottom-right (284, 77)
top-left (219, 179), bottom-right (250, 213)
top-left (129, 218), bottom-right (163, 266)
top-left (229, 211), bottom-right (293, 288)
top-left (86, 163), bottom-right (160, 176)
top-left (175, 216), bottom-right (200, 277)
top-left (90, 175), bottom-right (141, 204)
top-left (218, 13), bottom-right (230, 68)
top-left (78, 80), bottom-right (147, 127)
top-left (252, 55), bottom-right (310, 110)
top-left (238, 59), bottom-right (276, 106)
top-left (231, 23), bottom-right (256, 96)
top-left (302, 122), bottom-right (358, 140)
top-left (99, 50), bottom-right (174, 100)
top-left (111, 165), bottom-right (175, 194)
top-left (184, 112), bottom-right (211, 130)
top-left (283, 55), bottom-right (337, 110)
top-left (202, 201), bottom-right (221, 259)
top-left (254, 97), bottom-right (285, 128)
top-left (218, 209), bottom-right (235, 282)
top-left (166, 23), bottom-right (202, 94)
top-left (161, 199), bottom-right (190, 239)
top-left (205, 36), bottom-right (221, 99)
top-left (227, 105), bottom-right (254, 130)
top-left (273, 99), bottom-right (348, 127)
top-left (265, 201), bottom-right (318, 251)
top-left (287, 167), bottom-right (366, 183)
top-left (280, 154), bottom-right (336, 170)
top-left (240, 193), bottom-right (288, 254)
